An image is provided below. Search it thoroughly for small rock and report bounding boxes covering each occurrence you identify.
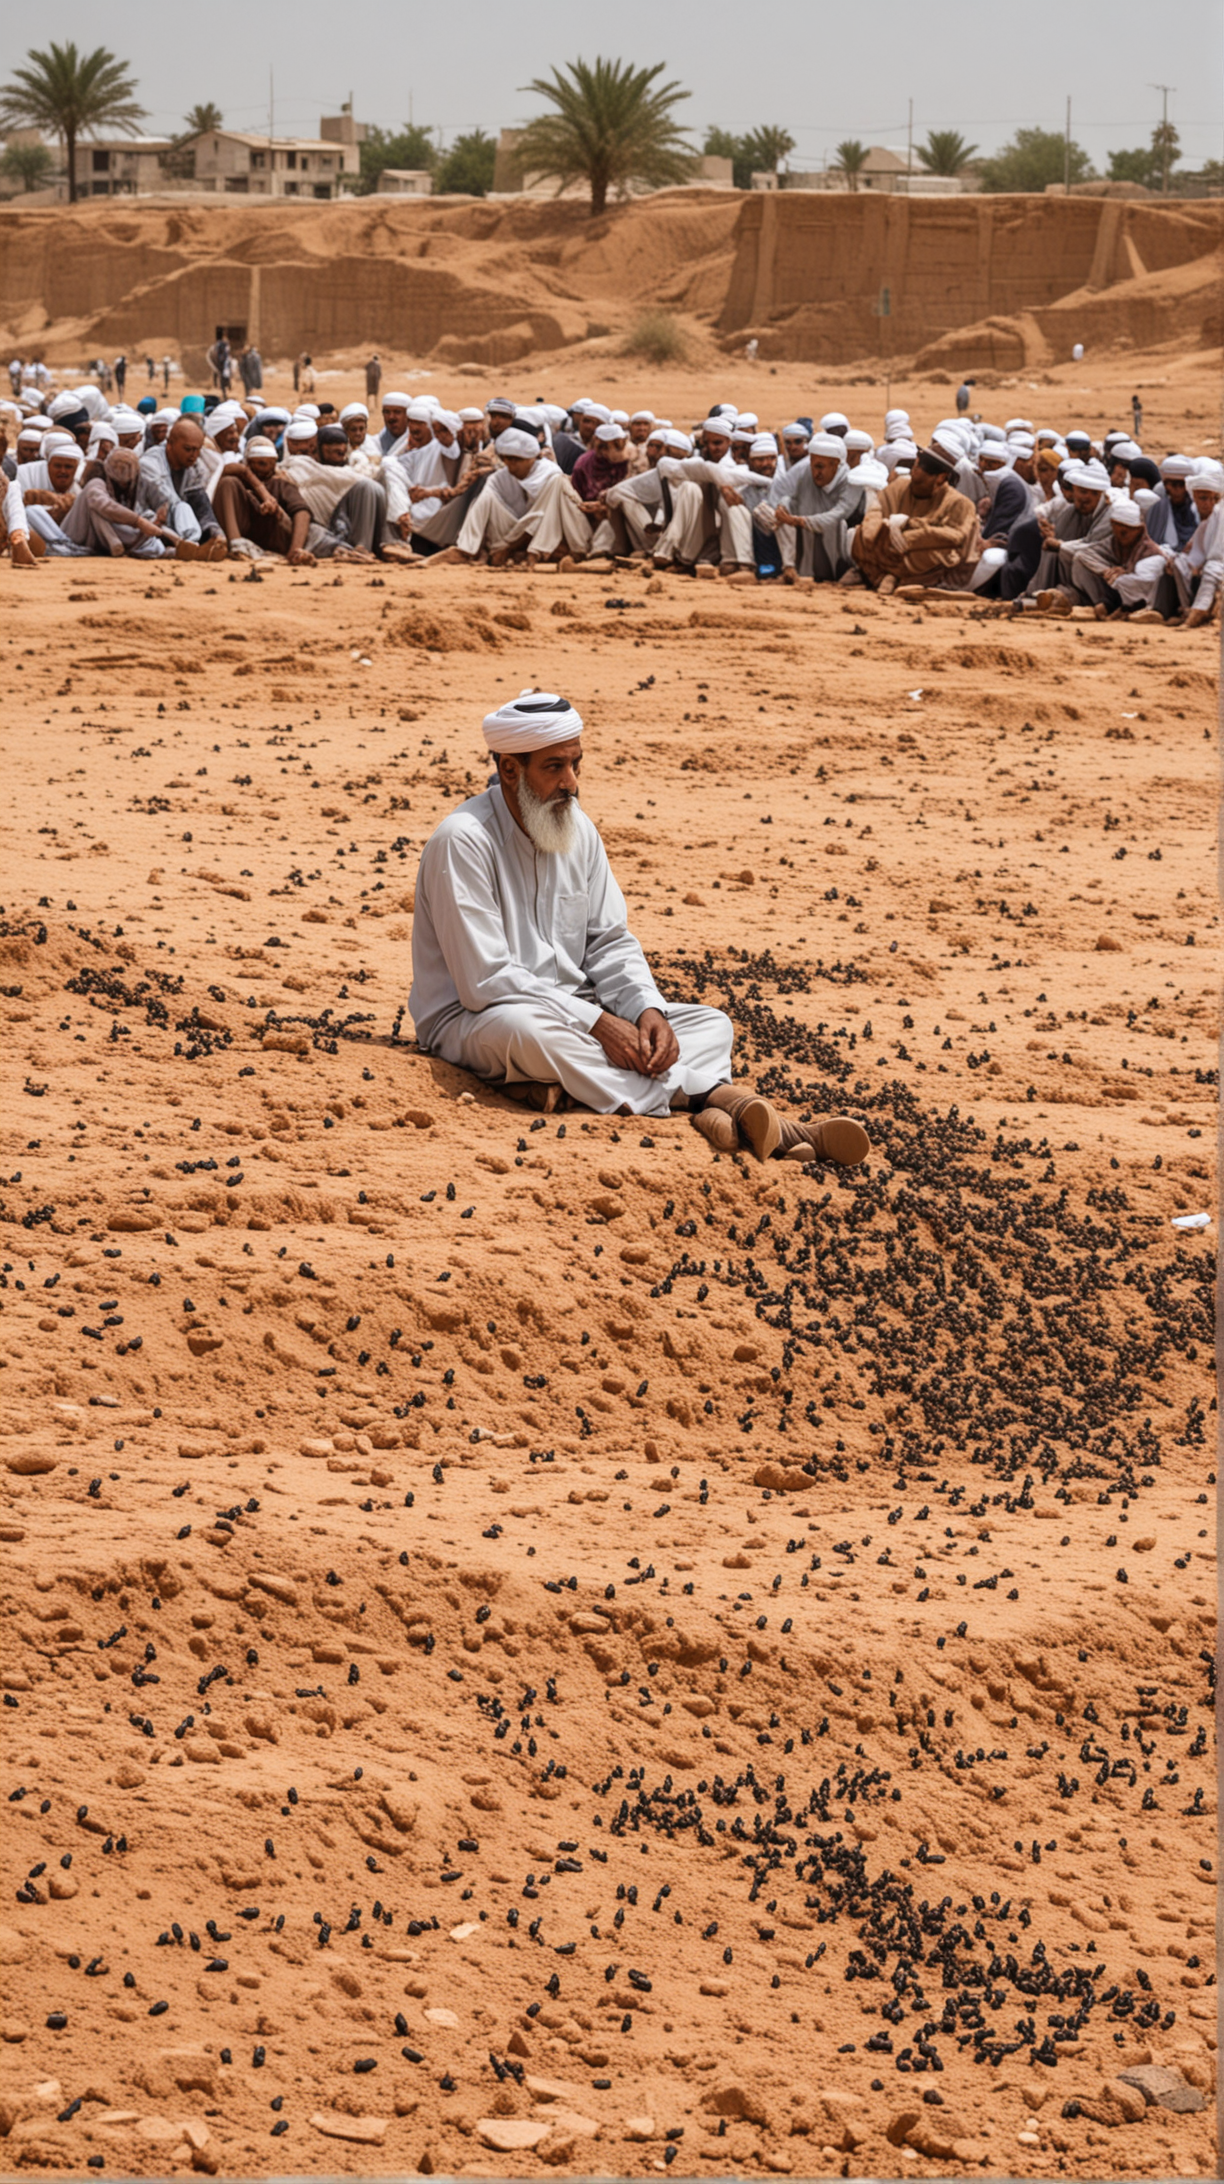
[95,2111,141,2127]
[6,1453,56,1476]
[699,1979,729,1997]
[181,2121,210,2151]
[183,1739,220,1765]
[1117,2065,1206,2114]
[1,2019,30,2043]
[625,2116,656,2142]
[1095,933,1123,952]
[310,2111,388,2145]
[477,2119,551,2152]
[299,1438,334,1459]
[423,2007,459,2029]
[48,1873,78,1901]
[539,2107,599,2140]
[701,2082,769,2126]
[114,1761,146,1790]
[448,1923,480,1942]
[138,2116,184,2144]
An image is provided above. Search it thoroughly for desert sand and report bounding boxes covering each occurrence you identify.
[0,310,1219,2184]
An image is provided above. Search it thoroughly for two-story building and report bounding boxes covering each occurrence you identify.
[70,135,175,196]
[186,127,360,198]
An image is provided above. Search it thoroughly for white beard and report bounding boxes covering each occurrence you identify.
[518,778,579,855]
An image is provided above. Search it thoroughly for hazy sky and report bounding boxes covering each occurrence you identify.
[3,0,1220,170]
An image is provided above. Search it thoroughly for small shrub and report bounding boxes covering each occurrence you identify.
[621,309,687,365]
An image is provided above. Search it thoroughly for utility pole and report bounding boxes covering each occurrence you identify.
[268,67,274,195]
[1064,97,1071,193]
[907,97,913,184]
[1150,83,1175,193]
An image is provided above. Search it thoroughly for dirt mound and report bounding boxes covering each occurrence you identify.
[3,190,1218,373]
[384,605,534,652]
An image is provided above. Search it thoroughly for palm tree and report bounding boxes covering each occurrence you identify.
[0,43,144,205]
[182,102,223,138]
[514,56,694,216]
[917,128,978,176]
[834,139,869,191]
[741,123,795,176]
[1,140,56,192]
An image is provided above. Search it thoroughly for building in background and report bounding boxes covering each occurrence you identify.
[376,169,433,197]
[186,126,360,197]
[71,135,175,196]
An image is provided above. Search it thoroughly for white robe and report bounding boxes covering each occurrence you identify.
[409,783,732,1114]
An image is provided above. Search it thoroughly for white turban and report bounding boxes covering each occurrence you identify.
[781,422,810,443]
[820,411,850,433]
[1063,460,1109,491]
[1111,439,1142,463]
[1007,434,1035,457]
[293,403,320,421]
[483,689,583,754]
[1159,453,1195,478]
[206,402,243,439]
[978,444,1011,467]
[1110,498,1143,526]
[734,411,759,431]
[285,419,316,442]
[457,406,484,423]
[584,402,612,425]
[1192,459,1224,494]
[432,410,460,434]
[808,432,845,459]
[406,399,435,422]
[663,429,694,452]
[48,391,81,419]
[932,425,965,462]
[594,420,626,442]
[855,458,889,491]
[495,427,540,460]
[1004,417,1033,434]
[89,422,118,451]
[845,428,875,453]
[610,409,629,425]
[340,402,369,423]
[630,409,655,424]
[246,436,278,460]
[749,433,778,459]
[383,391,411,408]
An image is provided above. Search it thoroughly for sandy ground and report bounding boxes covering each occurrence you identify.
[0,349,1218,2183]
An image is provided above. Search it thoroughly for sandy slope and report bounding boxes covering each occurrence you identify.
[0,374,1218,2180]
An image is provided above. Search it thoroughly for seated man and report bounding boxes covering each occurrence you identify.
[441,427,552,563]
[651,417,738,571]
[851,440,982,595]
[409,689,870,1168]
[281,421,386,561]
[599,427,680,559]
[1021,459,1112,602]
[139,416,225,546]
[1169,462,1223,627]
[212,436,317,564]
[1034,498,1157,619]
[2,431,82,564]
[511,421,630,566]
[769,431,866,584]
[43,446,214,560]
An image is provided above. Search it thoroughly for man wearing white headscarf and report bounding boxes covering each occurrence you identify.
[651,416,741,571]
[435,428,551,562]
[56,447,191,558]
[2,433,82,564]
[1169,463,1224,626]
[1022,461,1113,602]
[281,422,387,560]
[408,689,870,1165]
[598,427,680,559]
[766,432,866,583]
[1033,499,1156,618]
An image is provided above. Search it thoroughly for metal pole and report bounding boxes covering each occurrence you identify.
[1064,97,1071,193]
[1150,84,1175,194]
[269,67,274,196]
